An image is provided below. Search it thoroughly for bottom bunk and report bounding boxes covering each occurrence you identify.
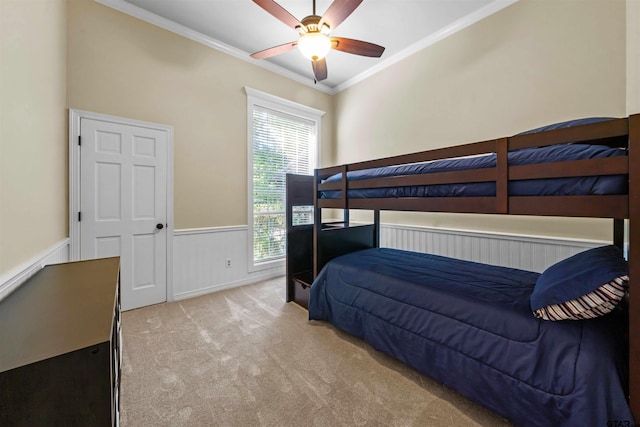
[308,247,633,427]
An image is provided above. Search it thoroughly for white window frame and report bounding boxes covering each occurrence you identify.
[245,87,324,272]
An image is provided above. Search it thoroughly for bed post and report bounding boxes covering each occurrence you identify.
[341,165,349,226]
[313,168,320,278]
[628,113,640,421]
[613,219,624,250]
[496,138,509,214]
[373,210,380,248]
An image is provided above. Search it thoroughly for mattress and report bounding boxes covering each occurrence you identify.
[308,248,633,427]
[321,118,628,199]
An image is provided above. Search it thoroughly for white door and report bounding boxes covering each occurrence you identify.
[80,117,168,311]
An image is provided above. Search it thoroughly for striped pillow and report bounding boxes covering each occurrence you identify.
[530,245,628,321]
[533,275,628,321]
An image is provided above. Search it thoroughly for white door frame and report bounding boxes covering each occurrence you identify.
[69,108,174,302]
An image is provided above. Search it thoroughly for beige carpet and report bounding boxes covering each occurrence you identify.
[120,277,512,427]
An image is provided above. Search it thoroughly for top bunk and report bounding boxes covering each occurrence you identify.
[315,115,640,219]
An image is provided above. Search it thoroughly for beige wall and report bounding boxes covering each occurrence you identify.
[0,0,634,276]
[66,0,333,231]
[0,0,68,276]
[334,0,627,241]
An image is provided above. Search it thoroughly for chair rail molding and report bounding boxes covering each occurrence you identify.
[0,239,70,302]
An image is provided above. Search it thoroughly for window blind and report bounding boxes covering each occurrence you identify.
[252,106,315,263]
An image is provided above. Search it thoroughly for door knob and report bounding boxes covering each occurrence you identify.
[156,223,164,230]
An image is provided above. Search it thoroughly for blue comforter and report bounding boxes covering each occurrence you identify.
[321,143,627,199]
[308,248,633,427]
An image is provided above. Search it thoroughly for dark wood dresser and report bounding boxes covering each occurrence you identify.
[0,257,121,427]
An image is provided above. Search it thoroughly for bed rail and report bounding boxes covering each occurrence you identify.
[315,117,630,219]
[509,117,629,150]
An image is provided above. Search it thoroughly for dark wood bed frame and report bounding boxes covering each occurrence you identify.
[308,114,640,421]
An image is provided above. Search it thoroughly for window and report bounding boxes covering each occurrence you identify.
[246,87,324,270]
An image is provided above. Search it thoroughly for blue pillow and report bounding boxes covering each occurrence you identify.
[530,245,628,320]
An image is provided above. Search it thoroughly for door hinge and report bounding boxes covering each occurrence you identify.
[78,135,81,146]
[78,212,82,222]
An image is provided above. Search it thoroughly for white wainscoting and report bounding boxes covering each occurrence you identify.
[173,226,284,301]
[0,226,609,304]
[169,223,609,301]
[380,224,605,273]
[0,239,70,302]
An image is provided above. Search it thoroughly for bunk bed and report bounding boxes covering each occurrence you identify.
[302,115,640,427]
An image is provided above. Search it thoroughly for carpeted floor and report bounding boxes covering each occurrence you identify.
[120,277,512,426]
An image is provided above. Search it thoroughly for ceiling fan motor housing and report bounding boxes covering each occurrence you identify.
[299,15,329,35]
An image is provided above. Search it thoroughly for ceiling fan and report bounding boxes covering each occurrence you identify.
[250,0,385,83]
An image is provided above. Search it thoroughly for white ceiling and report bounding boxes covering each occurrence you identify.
[98,0,517,94]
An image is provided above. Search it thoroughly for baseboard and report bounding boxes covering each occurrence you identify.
[380,223,605,273]
[172,270,284,301]
[0,239,70,302]
[173,226,284,301]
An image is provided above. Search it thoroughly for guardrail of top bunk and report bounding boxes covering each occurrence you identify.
[507,159,628,217]
[507,117,629,218]
[316,138,509,214]
[316,117,631,218]
[508,117,629,150]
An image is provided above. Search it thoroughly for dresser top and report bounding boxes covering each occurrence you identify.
[0,257,120,372]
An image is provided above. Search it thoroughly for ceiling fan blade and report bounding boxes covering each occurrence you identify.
[331,37,385,57]
[319,0,363,30]
[312,58,328,82]
[252,0,302,30]
[250,41,297,60]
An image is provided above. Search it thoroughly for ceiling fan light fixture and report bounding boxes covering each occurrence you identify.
[251,0,385,81]
[298,32,331,61]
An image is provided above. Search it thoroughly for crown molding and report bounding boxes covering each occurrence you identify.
[333,0,519,93]
[94,0,334,94]
[95,0,518,95]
